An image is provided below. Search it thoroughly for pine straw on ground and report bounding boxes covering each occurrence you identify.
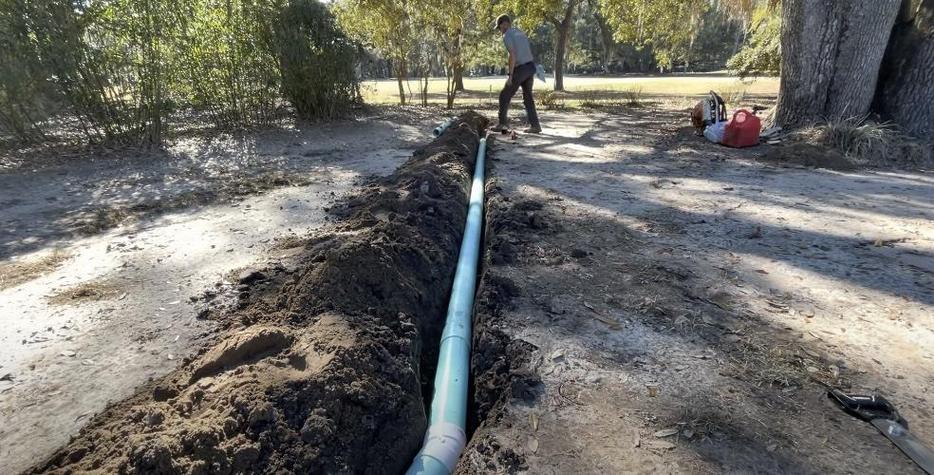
[0,250,70,290]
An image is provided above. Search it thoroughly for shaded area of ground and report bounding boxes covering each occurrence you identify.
[458,108,932,474]
[0,111,434,260]
[0,112,436,474]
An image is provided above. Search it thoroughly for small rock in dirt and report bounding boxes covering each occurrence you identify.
[301,411,336,444]
[223,417,241,437]
[128,439,176,472]
[60,350,77,358]
[654,428,679,438]
[248,402,277,428]
[233,443,261,466]
[570,248,588,259]
[146,410,165,427]
[746,226,763,239]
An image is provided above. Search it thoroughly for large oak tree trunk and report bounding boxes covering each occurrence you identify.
[875,0,934,140]
[775,0,902,127]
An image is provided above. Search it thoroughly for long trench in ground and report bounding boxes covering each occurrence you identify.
[28,112,534,475]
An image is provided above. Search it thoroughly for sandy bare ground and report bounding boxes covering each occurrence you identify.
[2,104,932,474]
[460,108,933,473]
[0,112,433,474]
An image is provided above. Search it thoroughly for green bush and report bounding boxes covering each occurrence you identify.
[0,0,360,145]
[274,0,359,120]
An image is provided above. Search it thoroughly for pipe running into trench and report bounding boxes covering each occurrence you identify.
[432,118,456,137]
[406,135,487,475]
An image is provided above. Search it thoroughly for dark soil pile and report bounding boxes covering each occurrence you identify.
[34,112,488,475]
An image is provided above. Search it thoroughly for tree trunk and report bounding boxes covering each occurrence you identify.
[552,1,578,91]
[592,0,616,72]
[875,0,934,140]
[396,59,406,106]
[453,65,465,91]
[775,0,902,128]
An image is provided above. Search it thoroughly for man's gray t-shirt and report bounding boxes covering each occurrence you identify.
[504,27,534,65]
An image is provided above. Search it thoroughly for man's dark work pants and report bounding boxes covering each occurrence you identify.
[498,62,540,128]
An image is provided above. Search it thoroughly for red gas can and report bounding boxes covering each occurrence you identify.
[722,109,761,148]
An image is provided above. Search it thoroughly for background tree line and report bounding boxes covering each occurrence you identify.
[338,0,781,96]
[2,0,929,148]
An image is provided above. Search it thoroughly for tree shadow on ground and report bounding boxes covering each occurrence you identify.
[493,108,934,306]
[473,108,931,473]
[0,118,427,260]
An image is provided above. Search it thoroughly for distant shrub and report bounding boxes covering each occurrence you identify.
[0,0,360,145]
[273,0,359,121]
[538,89,564,110]
[622,87,644,107]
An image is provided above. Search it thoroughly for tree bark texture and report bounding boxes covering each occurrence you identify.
[876,0,934,140]
[776,0,902,127]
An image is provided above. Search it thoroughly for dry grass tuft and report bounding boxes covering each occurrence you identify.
[47,279,122,305]
[622,87,645,107]
[0,249,70,290]
[726,334,840,390]
[721,88,747,107]
[794,117,933,168]
[537,89,565,110]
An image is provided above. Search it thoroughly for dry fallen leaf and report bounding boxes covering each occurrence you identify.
[550,349,566,361]
[527,437,539,454]
[529,413,539,431]
[654,428,679,438]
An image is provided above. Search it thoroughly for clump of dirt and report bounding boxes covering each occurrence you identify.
[34,112,489,475]
[0,249,70,290]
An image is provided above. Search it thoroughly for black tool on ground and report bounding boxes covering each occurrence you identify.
[829,389,934,474]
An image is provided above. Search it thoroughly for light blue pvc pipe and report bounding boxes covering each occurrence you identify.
[432,118,456,137]
[406,137,487,475]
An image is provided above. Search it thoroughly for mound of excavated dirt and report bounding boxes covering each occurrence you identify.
[34,112,488,475]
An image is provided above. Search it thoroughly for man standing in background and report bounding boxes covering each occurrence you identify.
[493,14,542,134]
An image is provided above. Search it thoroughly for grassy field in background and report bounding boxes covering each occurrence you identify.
[360,74,780,108]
